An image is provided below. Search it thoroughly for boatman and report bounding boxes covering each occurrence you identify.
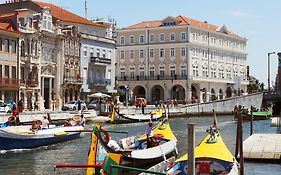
[146,120,154,148]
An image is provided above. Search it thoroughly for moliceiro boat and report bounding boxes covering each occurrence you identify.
[0,125,84,150]
[91,118,178,170]
[109,107,164,123]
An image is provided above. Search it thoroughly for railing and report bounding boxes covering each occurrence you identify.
[90,56,111,65]
[26,79,39,87]
[64,76,82,84]
[0,78,19,89]
[87,78,111,85]
[116,75,187,81]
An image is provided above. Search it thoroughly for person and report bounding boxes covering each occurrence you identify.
[141,100,145,114]
[47,113,52,125]
[18,99,23,113]
[79,114,86,127]
[146,121,154,148]
[77,99,82,111]
[107,139,121,151]
[64,119,73,126]
[41,116,49,129]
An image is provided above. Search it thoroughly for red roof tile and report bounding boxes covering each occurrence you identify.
[33,1,106,27]
[125,15,243,39]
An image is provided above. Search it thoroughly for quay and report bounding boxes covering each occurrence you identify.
[243,134,281,161]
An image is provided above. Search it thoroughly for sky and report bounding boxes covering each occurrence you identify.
[2,0,281,88]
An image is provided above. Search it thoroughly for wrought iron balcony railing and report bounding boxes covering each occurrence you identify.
[90,56,111,65]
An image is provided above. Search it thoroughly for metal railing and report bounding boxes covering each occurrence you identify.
[64,76,82,84]
[116,75,187,81]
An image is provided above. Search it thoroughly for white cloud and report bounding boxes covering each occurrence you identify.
[230,10,257,18]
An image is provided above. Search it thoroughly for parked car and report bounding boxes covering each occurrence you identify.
[88,99,106,110]
[61,100,87,111]
[0,100,11,114]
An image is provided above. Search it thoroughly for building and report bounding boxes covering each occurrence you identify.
[0,15,20,103]
[0,0,116,110]
[80,18,116,103]
[116,16,248,104]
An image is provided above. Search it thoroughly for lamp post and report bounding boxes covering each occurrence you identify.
[268,52,276,91]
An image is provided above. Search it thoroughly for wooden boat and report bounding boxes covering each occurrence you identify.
[92,118,178,169]
[109,107,164,124]
[166,114,239,175]
[0,125,84,150]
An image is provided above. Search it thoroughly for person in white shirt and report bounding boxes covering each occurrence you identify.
[41,116,49,129]
[79,114,86,127]
[107,139,121,151]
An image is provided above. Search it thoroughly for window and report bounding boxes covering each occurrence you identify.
[108,50,111,59]
[120,36,125,45]
[130,50,134,59]
[19,17,25,26]
[149,70,154,78]
[170,33,175,41]
[160,34,165,42]
[4,39,9,52]
[64,40,69,55]
[102,49,106,58]
[130,68,134,78]
[4,65,9,78]
[42,14,52,31]
[12,66,16,78]
[120,51,125,59]
[149,49,154,58]
[129,36,135,44]
[149,34,155,43]
[0,38,2,51]
[170,48,175,57]
[139,35,144,44]
[160,70,165,77]
[181,32,186,40]
[11,40,16,53]
[181,47,186,57]
[139,49,144,58]
[160,48,164,58]
[90,48,94,57]
[140,67,145,78]
[28,17,32,28]
[170,69,176,78]
[96,49,100,57]
[121,71,125,79]
[83,47,87,57]
[181,65,187,77]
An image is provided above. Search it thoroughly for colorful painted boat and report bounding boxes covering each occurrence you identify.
[109,107,164,123]
[167,127,238,175]
[93,118,178,169]
[0,125,84,150]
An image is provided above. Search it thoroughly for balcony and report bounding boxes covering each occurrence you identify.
[0,78,19,89]
[116,75,188,81]
[88,78,111,85]
[64,76,83,84]
[90,56,111,65]
[26,79,39,87]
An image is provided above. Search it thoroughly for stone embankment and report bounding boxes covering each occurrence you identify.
[119,92,264,117]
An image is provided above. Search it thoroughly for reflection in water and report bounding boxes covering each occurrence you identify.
[0,116,280,175]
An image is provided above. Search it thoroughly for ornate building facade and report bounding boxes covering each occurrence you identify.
[116,16,249,104]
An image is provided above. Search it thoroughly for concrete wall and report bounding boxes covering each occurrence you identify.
[119,92,263,115]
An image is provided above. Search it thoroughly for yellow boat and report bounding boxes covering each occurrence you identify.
[167,127,239,175]
[93,118,178,169]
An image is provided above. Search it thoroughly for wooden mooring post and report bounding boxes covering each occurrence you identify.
[235,111,244,175]
[188,123,195,175]
[250,105,253,136]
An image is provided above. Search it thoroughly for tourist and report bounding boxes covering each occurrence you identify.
[79,114,86,127]
[146,121,154,148]
[18,99,23,113]
[107,138,121,151]
[41,116,49,129]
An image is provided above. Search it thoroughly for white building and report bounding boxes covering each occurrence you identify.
[116,16,248,104]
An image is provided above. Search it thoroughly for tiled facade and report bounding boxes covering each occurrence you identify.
[116,16,249,104]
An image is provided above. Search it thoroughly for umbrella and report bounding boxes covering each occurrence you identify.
[88,92,111,98]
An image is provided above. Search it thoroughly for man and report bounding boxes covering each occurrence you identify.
[41,116,49,129]
[146,121,154,148]
[107,138,121,151]
[79,114,86,127]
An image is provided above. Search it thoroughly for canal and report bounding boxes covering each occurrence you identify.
[0,116,280,175]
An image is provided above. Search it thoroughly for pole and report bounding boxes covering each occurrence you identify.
[234,110,240,159]
[187,123,195,175]
[250,106,253,136]
[238,112,244,175]
[268,52,276,91]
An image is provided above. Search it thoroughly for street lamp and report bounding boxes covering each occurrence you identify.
[268,52,276,91]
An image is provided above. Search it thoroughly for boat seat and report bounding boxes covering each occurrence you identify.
[119,136,135,149]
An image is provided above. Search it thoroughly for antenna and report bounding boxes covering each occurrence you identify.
[85,0,87,19]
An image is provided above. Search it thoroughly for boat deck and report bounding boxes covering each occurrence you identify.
[243,134,281,161]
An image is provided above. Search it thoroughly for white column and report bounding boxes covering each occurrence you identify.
[199,91,203,103]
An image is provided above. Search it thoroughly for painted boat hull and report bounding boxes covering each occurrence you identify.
[0,126,83,150]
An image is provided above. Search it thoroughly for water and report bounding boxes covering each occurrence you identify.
[0,116,280,175]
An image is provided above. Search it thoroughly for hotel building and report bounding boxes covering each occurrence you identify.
[116,16,248,104]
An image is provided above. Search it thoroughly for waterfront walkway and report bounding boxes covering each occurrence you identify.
[243,134,281,161]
